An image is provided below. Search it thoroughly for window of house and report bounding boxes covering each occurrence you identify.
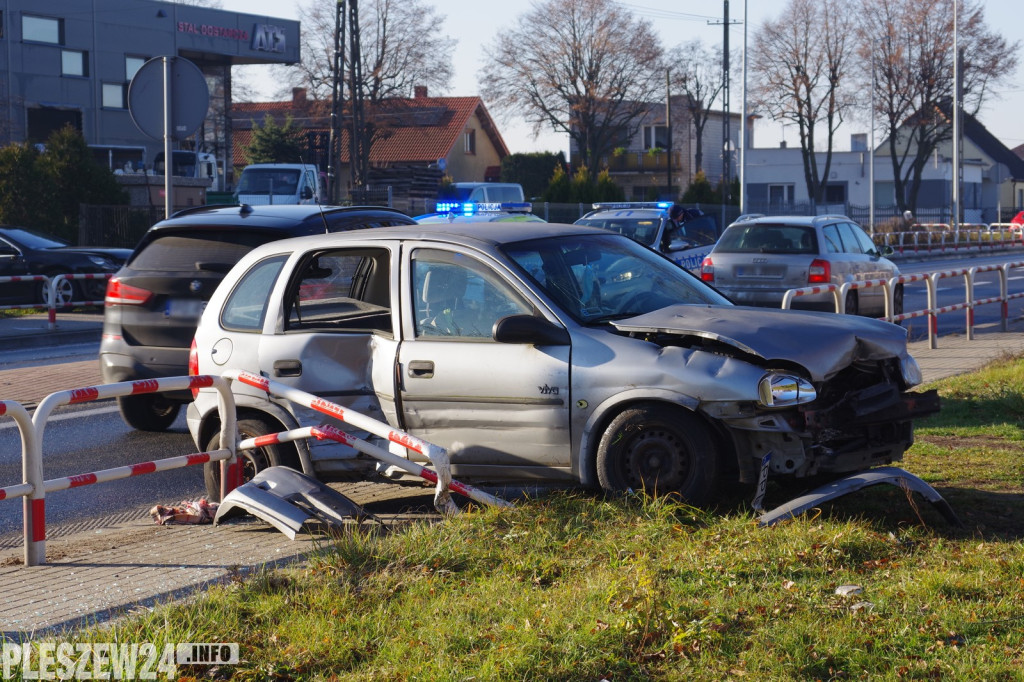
[464,128,476,155]
[22,15,62,44]
[126,55,147,81]
[102,83,125,109]
[768,184,794,207]
[824,184,846,204]
[61,50,87,77]
[643,125,668,150]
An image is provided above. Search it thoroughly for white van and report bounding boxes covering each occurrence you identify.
[442,182,525,204]
[235,163,324,205]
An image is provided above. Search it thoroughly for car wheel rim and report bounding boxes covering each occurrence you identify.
[43,280,74,307]
[622,427,689,491]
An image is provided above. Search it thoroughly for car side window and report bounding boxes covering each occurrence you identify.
[822,225,842,254]
[849,223,879,255]
[412,249,533,340]
[221,255,288,332]
[285,247,392,334]
[835,222,865,254]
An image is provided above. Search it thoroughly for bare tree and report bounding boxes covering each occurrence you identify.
[751,0,855,207]
[288,0,454,102]
[858,0,1019,214]
[667,41,726,175]
[479,0,664,170]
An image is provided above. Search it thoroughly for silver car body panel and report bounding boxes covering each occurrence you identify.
[189,222,936,492]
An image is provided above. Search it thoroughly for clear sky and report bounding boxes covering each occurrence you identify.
[218,0,1024,157]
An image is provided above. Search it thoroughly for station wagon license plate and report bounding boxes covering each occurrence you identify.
[165,298,206,319]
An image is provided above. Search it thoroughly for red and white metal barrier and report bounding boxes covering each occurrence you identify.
[47,273,113,328]
[0,275,51,314]
[224,369,512,513]
[0,375,238,566]
[780,283,841,312]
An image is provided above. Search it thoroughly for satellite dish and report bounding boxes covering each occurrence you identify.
[128,57,210,141]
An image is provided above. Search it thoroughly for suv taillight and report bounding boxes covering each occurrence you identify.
[808,259,830,284]
[700,256,714,282]
[189,338,199,397]
[105,277,153,306]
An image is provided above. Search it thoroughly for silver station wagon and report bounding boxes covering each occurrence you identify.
[700,215,902,316]
[187,222,938,505]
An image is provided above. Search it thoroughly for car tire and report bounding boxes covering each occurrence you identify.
[892,284,904,319]
[38,276,76,307]
[117,394,181,432]
[844,290,859,316]
[596,404,720,506]
[203,417,299,502]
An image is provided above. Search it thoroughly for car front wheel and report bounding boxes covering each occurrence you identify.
[117,394,181,431]
[203,417,299,502]
[596,404,720,506]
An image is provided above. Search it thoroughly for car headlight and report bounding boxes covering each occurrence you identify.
[900,355,923,388]
[87,255,116,269]
[758,372,817,408]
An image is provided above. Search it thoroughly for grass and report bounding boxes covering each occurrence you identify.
[13,357,1024,680]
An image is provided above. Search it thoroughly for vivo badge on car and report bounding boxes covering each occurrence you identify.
[1,642,238,680]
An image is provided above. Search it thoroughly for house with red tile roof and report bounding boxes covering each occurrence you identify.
[231,86,509,201]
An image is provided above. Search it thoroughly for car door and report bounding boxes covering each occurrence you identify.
[0,235,32,303]
[396,245,572,470]
[249,245,402,448]
[834,221,879,311]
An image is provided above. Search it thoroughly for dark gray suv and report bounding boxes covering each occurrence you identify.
[99,204,416,431]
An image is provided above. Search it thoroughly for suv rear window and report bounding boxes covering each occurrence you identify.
[129,231,276,271]
[715,224,817,254]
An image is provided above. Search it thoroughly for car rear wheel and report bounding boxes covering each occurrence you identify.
[203,417,299,502]
[596,404,720,506]
[892,284,904,319]
[844,290,859,316]
[117,394,181,431]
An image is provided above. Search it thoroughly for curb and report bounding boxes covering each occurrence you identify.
[0,327,102,351]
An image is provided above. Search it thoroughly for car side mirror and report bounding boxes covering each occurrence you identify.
[301,186,314,200]
[493,314,570,346]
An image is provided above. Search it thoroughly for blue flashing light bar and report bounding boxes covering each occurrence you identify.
[433,201,533,214]
[591,201,673,211]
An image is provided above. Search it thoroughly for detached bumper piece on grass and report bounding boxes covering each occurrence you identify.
[215,466,376,539]
[757,466,962,527]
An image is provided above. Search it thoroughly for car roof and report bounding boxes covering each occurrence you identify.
[148,204,413,231]
[729,215,853,228]
[579,202,672,219]
[241,221,606,255]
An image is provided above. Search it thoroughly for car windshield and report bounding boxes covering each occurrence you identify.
[2,227,67,249]
[714,223,817,254]
[503,233,730,323]
[236,169,301,195]
[574,216,660,247]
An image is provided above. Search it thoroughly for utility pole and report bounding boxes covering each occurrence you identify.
[348,0,367,190]
[952,0,960,235]
[328,1,344,204]
[666,69,672,198]
[709,2,739,229]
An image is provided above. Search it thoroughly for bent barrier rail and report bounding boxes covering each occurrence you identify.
[783,260,1024,348]
[1,371,510,566]
[0,375,239,566]
[223,369,512,513]
[0,271,112,329]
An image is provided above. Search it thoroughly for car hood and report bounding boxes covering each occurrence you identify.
[51,246,133,262]
[610,304,910,382]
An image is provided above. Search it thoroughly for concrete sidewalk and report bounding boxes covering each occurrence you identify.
[0,310,1023,640]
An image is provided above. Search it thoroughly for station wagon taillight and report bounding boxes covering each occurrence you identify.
[105,277,153,306]
[189,338,199,397]
[807,259,830,284]
[700,256,715,282]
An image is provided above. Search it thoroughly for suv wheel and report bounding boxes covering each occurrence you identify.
[596,404,719,505]
[203,417,300,502]
[117,394,181,431]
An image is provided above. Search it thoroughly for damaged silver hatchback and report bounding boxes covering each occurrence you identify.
[187,223,939,505]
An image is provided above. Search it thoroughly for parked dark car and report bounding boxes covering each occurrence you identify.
[0,226,131,306]
[99,204,417,431]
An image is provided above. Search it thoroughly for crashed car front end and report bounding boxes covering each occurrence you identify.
[611,305,941,484]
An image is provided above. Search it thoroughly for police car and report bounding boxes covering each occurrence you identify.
[574,202,720,272]
[415,201,546,224]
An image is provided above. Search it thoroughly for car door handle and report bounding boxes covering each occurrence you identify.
[273,359,302,377]
[407,360,434,379]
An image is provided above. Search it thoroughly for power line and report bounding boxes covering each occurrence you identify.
[615,2,720,23]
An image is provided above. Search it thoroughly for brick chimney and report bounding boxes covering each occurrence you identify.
[292,87,308,106]
[414,86,428,99]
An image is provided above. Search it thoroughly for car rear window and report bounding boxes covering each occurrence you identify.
[130,231,276,271]
[715,224,817,254]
